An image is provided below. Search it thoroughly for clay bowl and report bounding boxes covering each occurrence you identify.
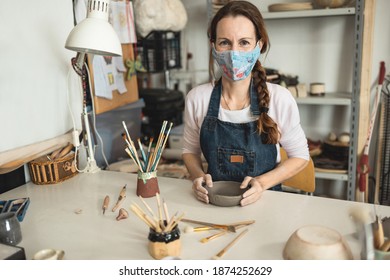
[204,181,249,207]
[283,225,353,260]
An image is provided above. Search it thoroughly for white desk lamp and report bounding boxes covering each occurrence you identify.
[65,0,122,173]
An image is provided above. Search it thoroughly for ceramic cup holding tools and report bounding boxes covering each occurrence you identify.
[0,212,22,245]
[148,223,181,260]
[137,171,160,198]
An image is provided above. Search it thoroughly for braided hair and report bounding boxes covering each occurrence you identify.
[208,0,279,144]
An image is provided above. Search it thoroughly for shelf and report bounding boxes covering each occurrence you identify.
[315,171,348,181]
[262,7,355,20]
[295,92,351,105]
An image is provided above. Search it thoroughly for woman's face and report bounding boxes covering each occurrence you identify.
[214,15,259,52]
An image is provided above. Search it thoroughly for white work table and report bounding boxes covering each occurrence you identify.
[1,170,389,260]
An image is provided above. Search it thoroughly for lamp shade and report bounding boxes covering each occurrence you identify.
[65,0,122,56]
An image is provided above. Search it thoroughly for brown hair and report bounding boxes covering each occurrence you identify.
[208,0,279,144]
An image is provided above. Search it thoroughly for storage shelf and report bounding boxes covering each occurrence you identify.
[295,92,351,105]
[262,7,355,19]
[315,171,348,181]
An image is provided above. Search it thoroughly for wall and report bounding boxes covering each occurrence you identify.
[0,1,82,154]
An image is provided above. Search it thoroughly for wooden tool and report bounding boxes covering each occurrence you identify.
[211,229,249,259]
[112,185,126,212]
[379,239,390,252]
[50,147,63,160]
[57,143,74,159]
[373,218,385,249]
[102,195,110,215]
[373,205,384,249]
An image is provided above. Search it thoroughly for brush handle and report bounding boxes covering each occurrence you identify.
[200,231,227,243]
[182,218,235,232]
[215,229,249,258]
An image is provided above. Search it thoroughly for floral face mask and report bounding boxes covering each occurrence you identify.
[212,44,261,81]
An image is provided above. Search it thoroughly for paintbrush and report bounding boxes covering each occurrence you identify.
[227,220,256,227]
[200,230,227,243]
[182,218,236,232]
[112,185,127,212]
[211,229,249,260]
[184,226,218,233]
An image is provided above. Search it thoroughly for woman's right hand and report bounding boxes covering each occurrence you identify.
[192,174,213,203]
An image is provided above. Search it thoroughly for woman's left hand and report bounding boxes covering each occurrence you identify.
[240,176,264,206]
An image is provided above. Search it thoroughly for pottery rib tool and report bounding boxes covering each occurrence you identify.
[211,229,249,260]
[112,185,127,212]
[102,195,110,215]
[200,230,227,243]
[182,218,236,233]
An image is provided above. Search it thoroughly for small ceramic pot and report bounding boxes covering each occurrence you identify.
[148,224,181,260]
[0,212,22,245]
[137,171,160,198]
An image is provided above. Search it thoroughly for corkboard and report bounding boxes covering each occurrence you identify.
[89,44,139,115]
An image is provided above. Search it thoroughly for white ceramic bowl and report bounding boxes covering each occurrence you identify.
[283,225,353,260]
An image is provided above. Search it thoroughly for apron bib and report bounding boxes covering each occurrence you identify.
[200,81,282,190]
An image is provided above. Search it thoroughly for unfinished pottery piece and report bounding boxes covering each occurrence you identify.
[204,181,249,207]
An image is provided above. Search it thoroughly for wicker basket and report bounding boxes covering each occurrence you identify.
[28,152,78,185]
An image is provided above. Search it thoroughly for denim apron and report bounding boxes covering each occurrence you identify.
[200,81,282,191]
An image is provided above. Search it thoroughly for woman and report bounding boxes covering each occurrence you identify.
[182,1,309,206]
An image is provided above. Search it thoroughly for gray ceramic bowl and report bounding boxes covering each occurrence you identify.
[204,181,249,207]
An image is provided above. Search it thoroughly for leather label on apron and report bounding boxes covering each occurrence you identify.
[230,155,244,163]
